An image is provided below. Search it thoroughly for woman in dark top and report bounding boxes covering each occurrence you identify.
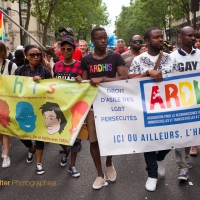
[15,45,52,175]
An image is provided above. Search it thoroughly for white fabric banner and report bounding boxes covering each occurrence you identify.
[93,71,200,156]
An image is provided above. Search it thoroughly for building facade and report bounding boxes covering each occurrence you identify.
[0,0,55,51]
[167,7,200,45]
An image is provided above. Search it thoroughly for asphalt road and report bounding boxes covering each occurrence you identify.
[0,137,200,200]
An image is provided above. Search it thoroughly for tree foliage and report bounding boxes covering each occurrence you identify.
[3,0,109,46]
[115,0,193,44]
[31,0,109,45]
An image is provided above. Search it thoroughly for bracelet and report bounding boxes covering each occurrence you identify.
[102,76,106,82]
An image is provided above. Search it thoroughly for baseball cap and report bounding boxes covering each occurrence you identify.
[16,45,24,50]
[60,35,76,47]
[58,27,74,36]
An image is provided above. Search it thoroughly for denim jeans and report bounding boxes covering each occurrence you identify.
[144,149,171,178]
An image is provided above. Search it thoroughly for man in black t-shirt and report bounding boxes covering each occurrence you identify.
[80,27,128,190]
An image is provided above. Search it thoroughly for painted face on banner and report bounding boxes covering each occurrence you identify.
[44,110,61,134]
[71,110,82,128]
[15,102,36,132]
[0,100,11,128]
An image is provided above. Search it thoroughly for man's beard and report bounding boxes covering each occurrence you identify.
[150,44,163,52]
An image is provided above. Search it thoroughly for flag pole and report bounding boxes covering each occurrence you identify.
[0,8,46,50]
[0,12,3,41]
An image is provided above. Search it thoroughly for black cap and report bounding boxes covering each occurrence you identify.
[61,35,76,47]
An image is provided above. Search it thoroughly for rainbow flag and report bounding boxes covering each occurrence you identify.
[0,12,6,42]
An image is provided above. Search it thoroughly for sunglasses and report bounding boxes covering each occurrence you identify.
[132,40,143,44]
[117,39,124,43]
[61,47,73,52]
[28,53,42,58]
[59,31,68,37]
[59,31,73,37]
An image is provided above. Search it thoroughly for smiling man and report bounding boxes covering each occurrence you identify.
[78,40,88,57]
[45,27,82,63]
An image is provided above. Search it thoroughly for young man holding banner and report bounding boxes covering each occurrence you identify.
[129,27,180,192]
[80,27,128,189]
[171,26,200,181]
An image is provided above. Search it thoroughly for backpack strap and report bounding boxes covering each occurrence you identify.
[8,61,13,75]
[153,51,163,70]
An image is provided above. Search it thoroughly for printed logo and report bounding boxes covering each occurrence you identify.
[140,73,200,127]
[90,63,112,73]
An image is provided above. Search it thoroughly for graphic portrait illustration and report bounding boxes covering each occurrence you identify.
[0,99,11,128]
[69,101,89,134]
[40,102,67,135]
[15,102,36,132]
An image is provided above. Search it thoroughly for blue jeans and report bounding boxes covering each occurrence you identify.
[144,149,171,178]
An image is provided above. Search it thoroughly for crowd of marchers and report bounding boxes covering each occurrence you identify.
[0,25,199,192]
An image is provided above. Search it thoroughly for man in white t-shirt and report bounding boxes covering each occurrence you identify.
[129,27,180,192]
[171,26,200,181]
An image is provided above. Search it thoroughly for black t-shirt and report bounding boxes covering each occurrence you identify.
[80,50,125,79]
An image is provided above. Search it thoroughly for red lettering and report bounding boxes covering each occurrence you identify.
[165,84,180,108]
[93,65,98,72]
[150,86,165,110]
[90,65,94,73]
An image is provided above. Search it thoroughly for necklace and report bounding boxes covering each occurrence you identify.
[63,59,75,65]
[92,50,108,60]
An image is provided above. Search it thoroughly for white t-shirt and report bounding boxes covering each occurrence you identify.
[129,52,180,75]
[0,59,17,75]
[170,48,200,72]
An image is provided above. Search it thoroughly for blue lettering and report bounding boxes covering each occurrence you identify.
[186,129,190,137]
[141,134,145,141]
[159,132,163,140]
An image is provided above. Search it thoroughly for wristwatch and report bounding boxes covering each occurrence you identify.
[146,70,150,76]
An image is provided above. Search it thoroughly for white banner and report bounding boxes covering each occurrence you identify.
[93,71,200,156]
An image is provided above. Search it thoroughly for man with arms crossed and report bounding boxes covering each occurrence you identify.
[80,27,128,189]
[129,27,180,192]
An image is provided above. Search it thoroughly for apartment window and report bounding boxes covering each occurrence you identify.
[0,1,5,9]
[25,35,30,45]
[21,2,27,11]
[22,17,26,28]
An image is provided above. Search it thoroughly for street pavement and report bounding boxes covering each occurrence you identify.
[0,137,200,200]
